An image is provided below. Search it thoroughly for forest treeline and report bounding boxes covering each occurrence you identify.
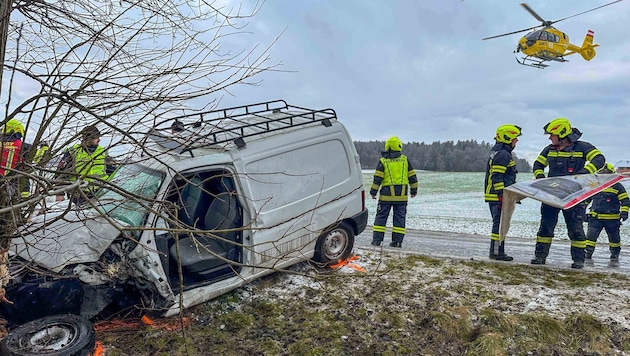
[354,140,532,173]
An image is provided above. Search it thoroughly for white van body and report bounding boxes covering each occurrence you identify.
[5,100,368,322]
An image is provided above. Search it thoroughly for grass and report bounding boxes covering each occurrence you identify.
[97,252,630,355]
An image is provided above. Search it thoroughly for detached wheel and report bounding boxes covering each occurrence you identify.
[314,221,354,265]
[1,314,95,356]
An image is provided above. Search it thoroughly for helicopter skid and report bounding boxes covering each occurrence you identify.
[516,56,549,69]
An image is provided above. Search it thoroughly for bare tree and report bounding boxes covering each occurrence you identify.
[0,0,280,305]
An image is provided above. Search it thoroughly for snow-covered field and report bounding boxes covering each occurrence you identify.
[363,171,630,243]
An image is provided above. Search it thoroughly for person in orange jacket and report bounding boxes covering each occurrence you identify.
[1,119,27,200]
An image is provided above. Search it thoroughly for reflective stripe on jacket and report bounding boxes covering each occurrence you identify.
[484,142,517,202]
[0,138,23,176]
[370,152,418,202]
[533,140,604,178]
[587,183,630,219]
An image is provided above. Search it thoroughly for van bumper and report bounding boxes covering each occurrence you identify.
[350,208,369,235]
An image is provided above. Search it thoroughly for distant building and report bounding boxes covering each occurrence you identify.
[615,160,630,173]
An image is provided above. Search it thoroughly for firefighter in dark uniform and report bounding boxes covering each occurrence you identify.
[531,118,605,269]
[484,124,522,261]
[370,136,418,248]
[585,163,629,260]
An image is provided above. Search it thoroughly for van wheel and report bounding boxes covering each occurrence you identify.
[1,314,95,356]
[314,221,354,265]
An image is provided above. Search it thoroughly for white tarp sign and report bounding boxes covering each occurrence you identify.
[499,173,628,241]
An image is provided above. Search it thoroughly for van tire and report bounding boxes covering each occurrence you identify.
[314,221,354,265]
[0,314,95,356]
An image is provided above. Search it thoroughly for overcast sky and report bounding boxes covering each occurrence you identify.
[214,0,630,166]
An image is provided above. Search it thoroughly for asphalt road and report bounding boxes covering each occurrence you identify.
[355,226,630,275]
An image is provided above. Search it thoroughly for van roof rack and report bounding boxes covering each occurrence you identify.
[150,100,338,156]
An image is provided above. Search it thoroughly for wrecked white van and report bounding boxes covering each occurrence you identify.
[0,100,368,353]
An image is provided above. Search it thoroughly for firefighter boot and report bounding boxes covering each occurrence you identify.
[389,241,402,248]
[371,232,384,247]
[585,246,594,259]
[570,244,586,269]
[488,240,497,259]
[610,246,620,260]
[490,241,513,261]
[530,242,550,265]
[571,260,584,269]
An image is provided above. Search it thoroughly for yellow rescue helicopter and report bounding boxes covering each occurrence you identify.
[482,1,623,69]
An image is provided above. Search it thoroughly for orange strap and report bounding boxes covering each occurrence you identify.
[329,255,366,273]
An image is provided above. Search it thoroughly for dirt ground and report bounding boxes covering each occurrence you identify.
[94,248,630,355]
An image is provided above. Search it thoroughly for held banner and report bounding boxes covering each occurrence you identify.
[499,173,629,242]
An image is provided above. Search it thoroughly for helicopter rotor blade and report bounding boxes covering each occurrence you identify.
[482,0,623,41]
[550,0,624,25]
[520,3,546,23]
[482,25,539,41]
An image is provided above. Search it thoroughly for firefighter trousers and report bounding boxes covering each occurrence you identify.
[488,201,508,256]
[372,201,407,244]
[535,202,587,262]
[586,218,621,256]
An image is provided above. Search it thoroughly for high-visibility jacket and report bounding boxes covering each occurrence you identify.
[0,134,23,176]
[533,128,604,178]
[59,144,109,193]
[484,142,517,202]
[70,144,108,179]
[370,151,418,203]
[586,182,630,220]
[33,145,49,163]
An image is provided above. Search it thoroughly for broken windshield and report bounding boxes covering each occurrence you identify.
[95,163,164,230]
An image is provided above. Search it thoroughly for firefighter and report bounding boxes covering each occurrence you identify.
[585,163,629,260]
[33,141,50,164]
[56,126,114,204]
[370,136,418,248]
[531,118,605,269]
[0,119,26,200]
[484,124,522,261]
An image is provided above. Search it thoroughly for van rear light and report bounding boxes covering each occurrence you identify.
[361,189,365,210]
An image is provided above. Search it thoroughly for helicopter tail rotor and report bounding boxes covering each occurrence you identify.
[579,30,598,61]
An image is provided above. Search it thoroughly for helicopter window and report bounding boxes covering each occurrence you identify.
[539,32,548,41]
[554,35,560,43]
[527,31,541,41]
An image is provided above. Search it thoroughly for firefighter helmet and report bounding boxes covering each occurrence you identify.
[495,124,522,144]
[543,118,572,139]
[2,119,25,136]
[384,136,403,152]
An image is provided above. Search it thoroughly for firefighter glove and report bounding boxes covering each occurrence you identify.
[621,212,628,221]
